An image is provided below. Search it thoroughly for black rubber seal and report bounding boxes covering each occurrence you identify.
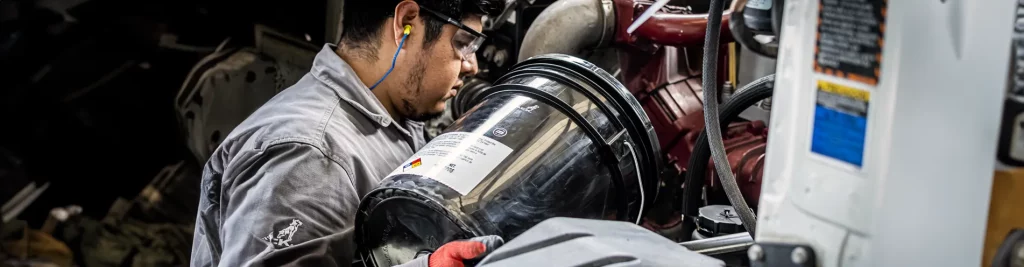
[516,58,660,201]
[355,187,480,267]
[498,68,625,130]
[482,85,629,220]
[489,55,662,210]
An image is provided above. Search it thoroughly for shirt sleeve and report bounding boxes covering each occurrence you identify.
[216,142,361,267]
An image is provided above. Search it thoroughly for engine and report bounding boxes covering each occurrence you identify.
[456,0,773,241]
[169,0,774,246]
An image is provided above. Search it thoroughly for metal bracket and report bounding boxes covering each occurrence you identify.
[749,243,816,267]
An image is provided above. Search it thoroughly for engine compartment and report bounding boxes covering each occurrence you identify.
[1,0,777,265]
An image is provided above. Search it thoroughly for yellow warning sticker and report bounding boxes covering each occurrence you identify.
[816,80,870,102]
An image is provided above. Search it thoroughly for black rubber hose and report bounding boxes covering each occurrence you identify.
[682,74,774,219]
[701,0,758,235]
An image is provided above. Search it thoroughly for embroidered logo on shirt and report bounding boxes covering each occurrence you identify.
[263,219,303,248]
[204,177,221,206]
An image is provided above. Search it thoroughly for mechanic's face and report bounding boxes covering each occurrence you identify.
[397,16,481,121]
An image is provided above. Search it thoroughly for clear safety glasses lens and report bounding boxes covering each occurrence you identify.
[452,29,485,60]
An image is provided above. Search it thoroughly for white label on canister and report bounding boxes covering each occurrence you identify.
[385,132,514,195]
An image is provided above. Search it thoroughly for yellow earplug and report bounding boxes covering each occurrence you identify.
[403,25,412,35]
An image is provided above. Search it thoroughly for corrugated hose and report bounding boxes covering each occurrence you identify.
[701,0,758,235]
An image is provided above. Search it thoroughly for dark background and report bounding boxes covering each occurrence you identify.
[1,0,330,227]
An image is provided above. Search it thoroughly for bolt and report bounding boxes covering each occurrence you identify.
[792,247,809,265]
[748,244,764,262]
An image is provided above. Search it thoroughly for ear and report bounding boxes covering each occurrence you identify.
[392,0,420,47]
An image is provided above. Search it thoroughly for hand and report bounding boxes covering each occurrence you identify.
[428,235,504,267]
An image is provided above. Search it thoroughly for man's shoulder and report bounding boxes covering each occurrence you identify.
[218,74,366,158]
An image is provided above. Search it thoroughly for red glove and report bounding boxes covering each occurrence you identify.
[428,235,504,267]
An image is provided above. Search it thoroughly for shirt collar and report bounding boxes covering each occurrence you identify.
[310,44,425,134]
[311,44,395,127]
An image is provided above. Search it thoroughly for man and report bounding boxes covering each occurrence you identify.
[189,0,505,265]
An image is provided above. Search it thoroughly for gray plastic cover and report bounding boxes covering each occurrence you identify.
[477,217,725,267]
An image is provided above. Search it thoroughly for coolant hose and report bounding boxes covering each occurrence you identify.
[683,74,774,225]
[701,0,758,235]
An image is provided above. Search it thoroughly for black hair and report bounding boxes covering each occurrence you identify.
[339,0,504,61]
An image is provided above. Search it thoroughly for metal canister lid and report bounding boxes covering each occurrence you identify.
[696,205,745,236]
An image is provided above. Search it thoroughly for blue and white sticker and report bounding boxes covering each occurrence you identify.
[811,80,869,167]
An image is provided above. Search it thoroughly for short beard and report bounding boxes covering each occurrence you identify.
[405,108,444,122]
[399,57,443,122]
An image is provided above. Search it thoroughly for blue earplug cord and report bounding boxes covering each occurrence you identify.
[369,25,412,90]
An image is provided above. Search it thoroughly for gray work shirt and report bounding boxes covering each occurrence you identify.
[190,44,427,267]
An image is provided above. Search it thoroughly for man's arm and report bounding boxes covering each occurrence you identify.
[217,142,360,267]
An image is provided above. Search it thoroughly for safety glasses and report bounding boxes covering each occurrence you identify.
[419,6,487,61]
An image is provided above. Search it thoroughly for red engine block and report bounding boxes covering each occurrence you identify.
[613,0,768,218]
[691,121,767,208]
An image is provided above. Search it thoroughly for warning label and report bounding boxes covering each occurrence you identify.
[385,132,514,195]
[813,0,888,85]
[811,80,870,167]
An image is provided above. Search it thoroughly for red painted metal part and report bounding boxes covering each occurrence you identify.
[698,121,767,208]
[610,0,769,230]
[616,48,706,172]
[611,0,744,175]
[615,45,734,174]
[614,0,735,47]
[632,11,735,47]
